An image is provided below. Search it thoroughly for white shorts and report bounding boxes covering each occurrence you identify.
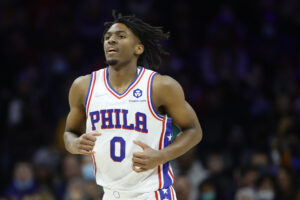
[103,186,177,200]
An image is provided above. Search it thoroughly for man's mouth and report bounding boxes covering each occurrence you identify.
[107,47,119,54]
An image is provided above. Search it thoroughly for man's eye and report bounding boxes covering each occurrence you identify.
[119,35,126,38]
[105,36,110,40]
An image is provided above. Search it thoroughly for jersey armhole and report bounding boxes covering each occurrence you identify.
[147,72,164,120]
[85,71,97,115]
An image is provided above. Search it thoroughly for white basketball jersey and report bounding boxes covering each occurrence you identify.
[85,67,175,192]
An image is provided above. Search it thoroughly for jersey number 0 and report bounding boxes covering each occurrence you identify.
[110,137,125,162]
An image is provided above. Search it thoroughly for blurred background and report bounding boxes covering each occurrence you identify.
[1,0,300,199]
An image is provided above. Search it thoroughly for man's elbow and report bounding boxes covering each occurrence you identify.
[63,132,68,146]
[63,131,73,153]
[195,128,203,144]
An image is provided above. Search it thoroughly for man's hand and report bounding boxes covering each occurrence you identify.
[73,132,101,155]
[132,140,166,173]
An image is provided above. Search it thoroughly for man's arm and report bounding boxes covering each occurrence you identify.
[132,74,202,172]
[64,75,101,155]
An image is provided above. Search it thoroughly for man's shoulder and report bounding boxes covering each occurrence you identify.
[73,74,91,87]
[152,74,181,91]
[151,73,185,105]
[70,74,92,102]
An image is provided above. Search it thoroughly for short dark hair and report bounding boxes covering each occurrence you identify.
[102,11,170,69]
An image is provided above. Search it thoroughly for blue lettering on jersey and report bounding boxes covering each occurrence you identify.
[90,111,100,131]
[110,137,126,162]
[114,109,122,129]
[122,109,134,130]
[135,112,148,133]
[100,109,114,129]
[89,109,148,133]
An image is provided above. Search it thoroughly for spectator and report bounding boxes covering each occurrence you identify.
[173,176,192,200]
[63,178,87,200]
[4,162,39,200]
[255,175,276,200]
[172,147,208,200]
[205,152,235,200]
[198,178,219,200]
[81,155,103,200]
[235,187,255,200]
[53,154,81,200]
[276,166,300,200]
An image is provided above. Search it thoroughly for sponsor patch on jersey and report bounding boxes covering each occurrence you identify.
[133,88,142,98]
[129,99,146,102]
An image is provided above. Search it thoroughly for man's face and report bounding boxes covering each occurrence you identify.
[103,23,143,66]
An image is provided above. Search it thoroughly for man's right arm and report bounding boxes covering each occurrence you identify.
[64,75,101,155]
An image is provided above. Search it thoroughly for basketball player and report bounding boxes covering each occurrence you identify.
[64,12,203,200]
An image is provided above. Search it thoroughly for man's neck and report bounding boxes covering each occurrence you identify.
[108,64,138,91]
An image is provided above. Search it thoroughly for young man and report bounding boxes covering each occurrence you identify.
[64,13,203,200]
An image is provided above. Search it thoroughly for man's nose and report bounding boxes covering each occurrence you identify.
[108,36,117,44]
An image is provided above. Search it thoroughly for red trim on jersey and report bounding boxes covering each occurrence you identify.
[159,117,166,149]
[171,186,175,200]
[103,67,146,99]
[86,71,97,117]
[154,191,159,200]
[147,72,163,121]
[158,165,162,189]
[169,168,175,182]
[91,153,97,176]
[155,191,159,200]
[158,117,166,189]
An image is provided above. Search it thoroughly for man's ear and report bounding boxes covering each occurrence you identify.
[135,44,144,55]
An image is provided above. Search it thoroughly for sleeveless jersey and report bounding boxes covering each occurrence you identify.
[85,67,175,192]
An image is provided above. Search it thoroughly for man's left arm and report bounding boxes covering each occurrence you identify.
[132,75,203,172]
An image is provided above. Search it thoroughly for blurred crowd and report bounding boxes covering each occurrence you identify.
[1,0,300,200]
